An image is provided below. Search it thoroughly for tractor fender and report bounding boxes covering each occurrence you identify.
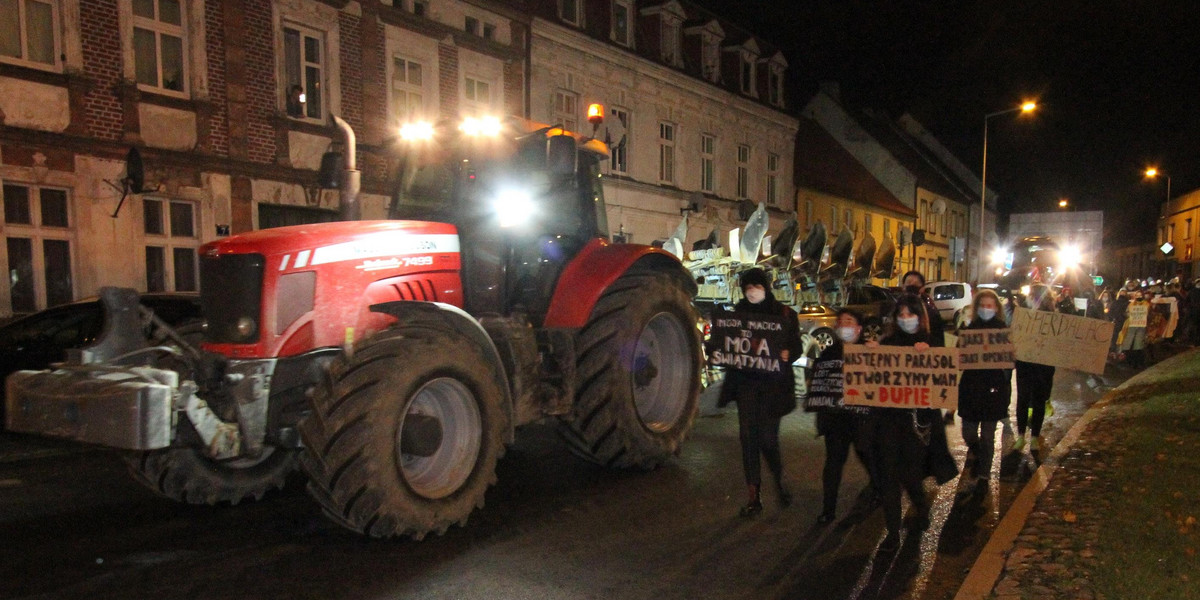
[544,239,696,329]
[368,301,514,442]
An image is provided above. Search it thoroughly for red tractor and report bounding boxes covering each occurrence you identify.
[6,114,702,538]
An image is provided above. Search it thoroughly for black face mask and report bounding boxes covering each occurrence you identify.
[905,285,921,295]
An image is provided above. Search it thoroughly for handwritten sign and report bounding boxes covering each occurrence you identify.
[957,328,1015,370]
[1128,303,1148,328]
[842,345,959,410]
[1009,307,1114,375]
[707,309,790,375]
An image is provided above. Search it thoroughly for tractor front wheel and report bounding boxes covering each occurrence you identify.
[299,325,506,539]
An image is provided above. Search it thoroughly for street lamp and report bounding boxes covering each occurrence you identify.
[1058,198,1069,209]
[1144,167,1171,202]
[977,101,1036,282]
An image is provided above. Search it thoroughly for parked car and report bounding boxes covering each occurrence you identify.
[0,293,202,429]
[795,301,838,351]
[928,281,973,325]
[836,283,897,341]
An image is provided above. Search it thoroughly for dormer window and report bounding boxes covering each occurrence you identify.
[661,18,681,66]
[687,20,724,83]
[611,0,632,47]
[560,0,582,26]
[768,68,784,105]
[702,36,719,81]
[739,55,755,96]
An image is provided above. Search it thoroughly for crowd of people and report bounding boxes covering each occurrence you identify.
[1100,276,1200,368]
[711,268,1179,552]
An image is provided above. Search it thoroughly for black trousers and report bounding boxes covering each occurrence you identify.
[735,386,783,489]
[1015,362,1055,436]
[817,411,872,514]
[862,410,927,534]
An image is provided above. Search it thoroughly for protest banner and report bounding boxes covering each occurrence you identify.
[1009,306,1114,375]
[1127,302,1149,328]
[842,344,959,410]
[706,309,791,376]
[956,328,1015,370]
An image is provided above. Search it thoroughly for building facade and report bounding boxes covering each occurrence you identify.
[0,0,531,317]
[524,0,798,248]
[1154,188,1200,280]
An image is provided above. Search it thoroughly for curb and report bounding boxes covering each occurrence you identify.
[953,348,1200,599]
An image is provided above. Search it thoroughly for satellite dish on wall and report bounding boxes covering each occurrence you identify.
[930,197,947,215]
[110,147,145,218]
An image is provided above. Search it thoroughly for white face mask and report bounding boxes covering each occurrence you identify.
[977,307,997,322]
[745,288,767,304]
[898,316,920,334]
[836,326,860,343]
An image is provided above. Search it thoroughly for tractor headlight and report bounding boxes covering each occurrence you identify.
[494,189,534,228]
[236,316,257,338]
[989,249,1008,265]
[460,116,502,137]
[1060,244,1082,268]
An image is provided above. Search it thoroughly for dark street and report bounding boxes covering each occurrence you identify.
[0,358,1145,600]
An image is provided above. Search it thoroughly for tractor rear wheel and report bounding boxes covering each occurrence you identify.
[299,325,506,539]
[562,272,701,469]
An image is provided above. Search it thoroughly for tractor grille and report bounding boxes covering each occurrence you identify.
[200,253,265,343]
[389,279,439,302]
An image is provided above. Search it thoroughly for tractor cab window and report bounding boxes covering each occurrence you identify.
[390,157,456,221]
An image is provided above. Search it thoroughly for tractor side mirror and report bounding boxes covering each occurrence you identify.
[546,135,576,176]
[318,152,342,189]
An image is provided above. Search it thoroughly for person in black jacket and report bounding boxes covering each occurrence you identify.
[901,270,946,347]
[862,294,940,551]
[956,288,1012,496]
[1013,284,1056,455]
[714,268,803,517]
[804,308,876,524]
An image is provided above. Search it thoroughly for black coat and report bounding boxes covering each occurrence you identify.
[874,328,958,484]
[716,295,803,419]
[956,315,1012,422]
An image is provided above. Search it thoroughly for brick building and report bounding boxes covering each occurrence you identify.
[0,0,528,317]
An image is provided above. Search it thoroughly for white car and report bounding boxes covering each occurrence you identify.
[928,281,973,325]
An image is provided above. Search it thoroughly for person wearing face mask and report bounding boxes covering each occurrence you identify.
[955,288,1012,498]
[803,309,877,524]
[715,268,803,517]
[1013,285,1056,454]
[900,271,946,347]
[861,294,951,551]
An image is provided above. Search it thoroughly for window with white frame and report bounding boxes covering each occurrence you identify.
[611,0,631,46]
[464,16,480,36]
[768,67,784,106]
[766,152,779,205]
[829,205,838,231]
[736,144,750,198]
[845,208,853,232]
[554,90,579,132]
[483,23,496,40]
[740,55,756,96]
[412,0,427,16]
[390,55,423,124]
[0,0,58,69]
[661,18,681,65]
[142,198,198,292]
[463,76,492,116]
[658,122,675,183]
[1187,218,1192,239]
[609,107,629,173]
[700,134,715,193]
[132,0,187,93]
[2,183,74,313]
[282,24,325,120]
[864,213,873,234]
[559,0,581,25]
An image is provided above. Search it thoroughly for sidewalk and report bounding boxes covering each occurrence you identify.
[956,347,1200,600]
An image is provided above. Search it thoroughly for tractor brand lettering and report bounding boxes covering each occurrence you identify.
[355,256,435,271]
[310,234,460,267]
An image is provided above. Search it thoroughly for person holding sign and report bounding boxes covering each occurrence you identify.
[862,294,939,550]
[1118,292,1150,368]
[712,269,803,517]
[1013,285,1057,454]
[956,288,1012,496]
[804,308,876,525]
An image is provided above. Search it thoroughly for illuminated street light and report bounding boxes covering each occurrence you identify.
[976,101,1037,282]
[1058,198,1069,208]
[1144,167,1171,202]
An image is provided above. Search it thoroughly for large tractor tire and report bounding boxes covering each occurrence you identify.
[299,325,506,539]
[562,271,702,469]
[125,447,298,505]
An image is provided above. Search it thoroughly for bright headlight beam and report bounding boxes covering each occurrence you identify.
[460,116,502,137]
[399,121,435,141]
[1060,244,1082,268]
[989,249,1008,265]
[495,190,534,228]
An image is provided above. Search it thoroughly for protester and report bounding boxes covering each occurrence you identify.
[713,268,803,517]
[900,270,946,347]
[804,308,876,525]
[862,294,943,550]
[956,288,1012,496]
[1013,285,1056,455]
[1186,279,1200,345]
[1118,291,1149,368]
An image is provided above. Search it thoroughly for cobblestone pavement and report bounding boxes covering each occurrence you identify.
[985,347,1200,600]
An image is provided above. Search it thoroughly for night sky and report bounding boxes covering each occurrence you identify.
[692,0,1200,246]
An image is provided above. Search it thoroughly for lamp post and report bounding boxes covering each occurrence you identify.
[1144,167,1171,202]
[977,101,1037,282]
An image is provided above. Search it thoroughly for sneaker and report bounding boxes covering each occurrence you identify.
[1030,436,1043,452]
[1045,401,1054,417]
[1011,435,1027,452]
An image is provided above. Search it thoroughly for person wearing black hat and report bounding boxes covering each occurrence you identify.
[714,268,803,517]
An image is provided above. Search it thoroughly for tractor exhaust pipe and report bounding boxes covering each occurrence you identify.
[333,115,361,221]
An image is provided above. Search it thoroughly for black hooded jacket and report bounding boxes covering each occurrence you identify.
[715,294,803,418]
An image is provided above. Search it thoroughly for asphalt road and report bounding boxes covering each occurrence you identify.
[0,359,1143,600]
